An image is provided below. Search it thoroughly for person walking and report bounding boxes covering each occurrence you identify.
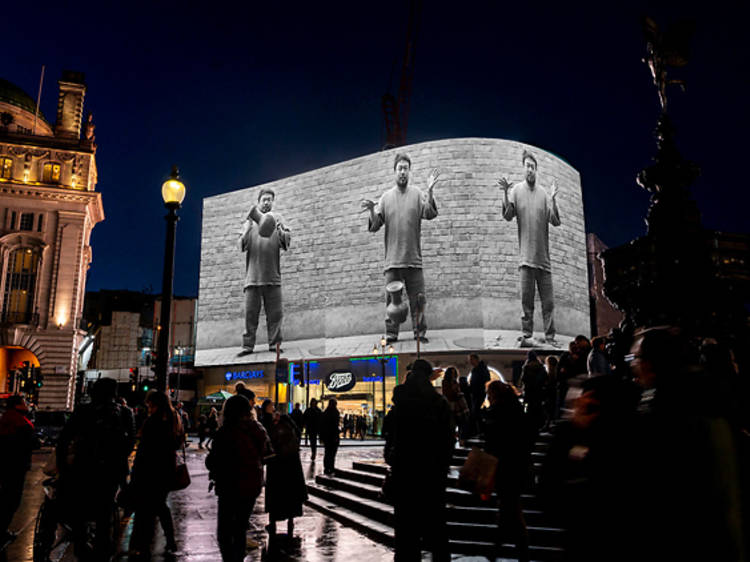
[387,359,455,561]
[468,354,491,436]
[320,399,341,475]
[543,355,559,429]
[129,390,183,557]
[303,398,322,460]
[197,414,208,448]
[265,412,307,539]
[441,366,470,445]
[0,395,35,550]
[290,403,304,439]
[587,336,612,377]
[206,395,270,562]
[521,351,548,432]
[206,407,219,448]
[56,378,135,560]
[482,381,531,562]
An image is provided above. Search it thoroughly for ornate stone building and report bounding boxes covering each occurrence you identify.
[0,71,103,409]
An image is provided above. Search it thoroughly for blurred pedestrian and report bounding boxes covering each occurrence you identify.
[197,414,208,448]
[387,359,454,561]
[320,399,341,475]
[129,390,183,557]
[543,355,559,429]
[206,407,219,448]
[442,366,470,445]
[0,395,35,550]
[303,398,322,460]
[175,401,191,436]
[482,381,530,562]
[259,399,275,434]
[206,395,270,562]
[265,412,307,538]
[468,354,491,437]
[56,378,135,560]
[290,402,304,440]
[587,336,611,377]
[520,351,547,431]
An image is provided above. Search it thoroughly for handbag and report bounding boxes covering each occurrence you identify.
[171,445,191,491]
[457,447,498,500]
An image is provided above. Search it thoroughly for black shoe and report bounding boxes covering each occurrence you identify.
[236,348,254,357]
[268,346,283,353]
[385,335,398,344]
[415,335,429,343]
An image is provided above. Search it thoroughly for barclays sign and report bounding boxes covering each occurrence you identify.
[225,369,264,381]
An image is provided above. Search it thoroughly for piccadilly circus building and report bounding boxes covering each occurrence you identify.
[196,138,589,417]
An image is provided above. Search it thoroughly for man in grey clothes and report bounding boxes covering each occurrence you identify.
[498,149,560,347]
[237,188,291,356]
[362,153,440,343]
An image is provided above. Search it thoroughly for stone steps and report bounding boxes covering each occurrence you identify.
[306,437,566,560]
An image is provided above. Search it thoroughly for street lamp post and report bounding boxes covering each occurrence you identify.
[372,337,395,428]
[155,166,186,392]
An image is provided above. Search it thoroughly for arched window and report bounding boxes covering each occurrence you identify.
[42,162,61,183]
[2,248,39,324]
[0,157,12,179]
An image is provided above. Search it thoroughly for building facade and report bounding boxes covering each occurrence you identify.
[0,72,103,410]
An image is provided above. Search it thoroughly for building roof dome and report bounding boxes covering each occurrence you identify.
[0,78,49,124]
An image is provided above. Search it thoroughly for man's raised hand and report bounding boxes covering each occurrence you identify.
[550,180,559,200]
[497,177,513,193]
[427,168,442,191]
[360,199,376,212]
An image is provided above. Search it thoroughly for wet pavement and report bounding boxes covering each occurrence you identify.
[2,440,503,561]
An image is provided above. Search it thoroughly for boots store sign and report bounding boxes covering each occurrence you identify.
[324,371,356,392]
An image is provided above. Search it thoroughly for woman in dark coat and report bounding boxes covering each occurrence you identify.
[129,390,183,557]
[482,380,531,562]
[320,399,341,475]
[259,399,275,434]
[265,410,307,538]
[206,395,270,561]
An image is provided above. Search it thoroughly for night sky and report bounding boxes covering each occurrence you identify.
[4,1,748,296]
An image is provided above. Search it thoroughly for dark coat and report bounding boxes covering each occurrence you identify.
[0,408,34,477]
[320,407,340,445]
[521,359,548,404]
[388,373,454,483]
[481,401,529,495]
[469,360,491,404]
[303,405,322,434]
[290,407,304,433]
[206,418,269,500]
[265,415,308,520]
[132,413,181,496]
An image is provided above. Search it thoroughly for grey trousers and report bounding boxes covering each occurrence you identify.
[520,266,555,339]
[385,268,427,339]
[243,285,282,350]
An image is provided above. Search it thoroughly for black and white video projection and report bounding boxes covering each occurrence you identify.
[196,138,589,364]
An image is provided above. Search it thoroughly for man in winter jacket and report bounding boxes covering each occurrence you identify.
[387,359,455,561]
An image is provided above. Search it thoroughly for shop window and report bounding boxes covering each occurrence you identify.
[2,248,39,323]
[0,157,11,179]
[19,213,34,231]
[42,163,61,183]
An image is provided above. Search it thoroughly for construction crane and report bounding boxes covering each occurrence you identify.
[382,0,422,149]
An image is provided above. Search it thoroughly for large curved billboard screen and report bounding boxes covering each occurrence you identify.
[197,138,589,366]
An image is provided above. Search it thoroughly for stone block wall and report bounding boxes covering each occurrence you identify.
[198,138,589,349]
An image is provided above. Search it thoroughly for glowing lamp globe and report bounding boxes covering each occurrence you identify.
[161,166,186,205]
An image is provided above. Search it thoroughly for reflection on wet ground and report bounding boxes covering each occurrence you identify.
[3,442,394,561]
[3,442,506,561]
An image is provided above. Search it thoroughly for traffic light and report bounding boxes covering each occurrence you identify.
[129,367,139,390]
[32,367,43,388]
[141,379,152,392]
